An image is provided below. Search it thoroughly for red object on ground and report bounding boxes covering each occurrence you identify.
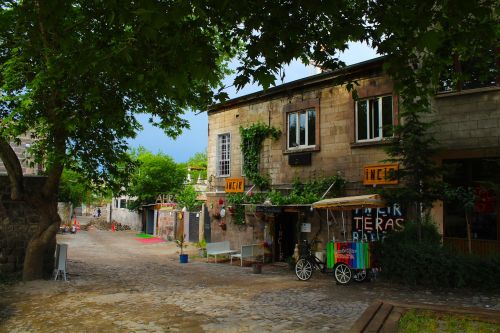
[111,223,115,232]
[135,237,165,244]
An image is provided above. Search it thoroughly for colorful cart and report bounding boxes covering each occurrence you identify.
[313,194,384,284]
[326,241,374,284]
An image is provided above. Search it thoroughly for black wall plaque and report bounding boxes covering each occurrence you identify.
[288,152,312,166]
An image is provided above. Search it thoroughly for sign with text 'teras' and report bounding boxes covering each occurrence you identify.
[363,163,399,185]
[225,178,245,193]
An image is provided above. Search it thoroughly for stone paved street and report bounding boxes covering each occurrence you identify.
[0,230,498,332]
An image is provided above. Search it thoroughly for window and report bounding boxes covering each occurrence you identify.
[356,95,393,142]
[443,158,499,241]
[217,133,231,177]
[119,199,127,209]
[287,108,316,149]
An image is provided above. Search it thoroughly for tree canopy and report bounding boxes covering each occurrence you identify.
[127,148,187,209]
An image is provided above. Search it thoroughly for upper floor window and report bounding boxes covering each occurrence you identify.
[287,108,317,150]
[356,95,393,143]
[217,133,231,177]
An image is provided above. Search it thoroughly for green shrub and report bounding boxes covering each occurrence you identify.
[376,220,500,290]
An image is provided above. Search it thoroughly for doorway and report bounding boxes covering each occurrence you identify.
[273,212,298,262]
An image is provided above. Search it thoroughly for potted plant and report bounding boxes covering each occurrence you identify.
[252,262,262,274]
[176,234,188,263]
[196,239,207,257]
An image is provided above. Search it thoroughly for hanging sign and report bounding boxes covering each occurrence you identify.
[363,163,399,185]
[351,204,405,242]
[225,178,245,193]
[301,223,311,233]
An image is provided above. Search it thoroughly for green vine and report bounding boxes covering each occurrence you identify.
[226,175,346,225]
[240,123,281,190]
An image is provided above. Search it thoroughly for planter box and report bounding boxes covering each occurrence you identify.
[179,254,188,264]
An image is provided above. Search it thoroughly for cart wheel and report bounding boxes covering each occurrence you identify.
[334,263,352,285]
[353,269,367,282]
[295,259,313,281]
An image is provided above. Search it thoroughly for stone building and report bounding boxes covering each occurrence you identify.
[0,134,40,176]
[205,57,499,261]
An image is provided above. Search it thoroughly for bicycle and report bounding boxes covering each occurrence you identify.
[294,239,325,281]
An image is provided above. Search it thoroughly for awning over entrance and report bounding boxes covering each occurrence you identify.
[312,194,386,210]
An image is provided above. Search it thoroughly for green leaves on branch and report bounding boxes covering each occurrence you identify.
[127,148,187,209]
[240,123,281,189]
[176,185,202,212]
[226,175,346,225]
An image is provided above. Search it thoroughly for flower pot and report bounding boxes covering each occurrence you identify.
[179,254,188,264]
[252,263,262,274]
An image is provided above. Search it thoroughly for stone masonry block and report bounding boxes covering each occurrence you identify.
[477,119,499,129]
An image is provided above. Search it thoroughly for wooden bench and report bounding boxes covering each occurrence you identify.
[206,241,237,263]
[230,244,264,266]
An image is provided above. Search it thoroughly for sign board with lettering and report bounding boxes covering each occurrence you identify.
[301,223,311,233]
[352,204,405,242]
[363,163,399,185]
[225,178,244,193]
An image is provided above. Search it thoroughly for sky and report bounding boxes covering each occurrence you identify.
[128,42,378,162]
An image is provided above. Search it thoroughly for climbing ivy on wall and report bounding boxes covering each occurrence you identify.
[240,123,281,189]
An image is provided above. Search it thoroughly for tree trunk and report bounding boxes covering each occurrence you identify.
[465,214,472,255]
[22,197,61,281]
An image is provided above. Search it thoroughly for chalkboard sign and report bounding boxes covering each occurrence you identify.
[54,243,68,281]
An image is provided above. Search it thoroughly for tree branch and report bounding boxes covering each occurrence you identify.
[0,137,24,200]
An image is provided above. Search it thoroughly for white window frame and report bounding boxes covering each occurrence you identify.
[216,133,231,177]
[355,95,393,143]
[287,108,317,150]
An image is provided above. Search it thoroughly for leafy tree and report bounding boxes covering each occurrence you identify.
[58,169,91,206]
[176,185,202,212]
[369,0,498,240]
[182,151,208,183]
[127,149,186,210]
[0,1,231,280]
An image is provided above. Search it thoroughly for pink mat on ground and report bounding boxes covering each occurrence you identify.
[135,237,165,244]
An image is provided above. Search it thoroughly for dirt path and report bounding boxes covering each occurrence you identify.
[0,230,498,332]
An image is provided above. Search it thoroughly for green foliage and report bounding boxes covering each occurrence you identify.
[196,239,207,249]
[58,169,90,206]
[58,168,112,206]
[179,151,207,183]
[266,175,346,205]
[176,185,202,212]
[240,123,281,190]
[225,176,345,225]
[444,185,476,213]
[377,221,500,290]
[127,148,187,209]
[398,310,500,333]
[374,0,497,238]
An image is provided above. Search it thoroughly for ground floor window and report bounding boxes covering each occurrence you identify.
[443,158,499,240]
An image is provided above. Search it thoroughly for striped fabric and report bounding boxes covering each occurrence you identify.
[327,241,371,269]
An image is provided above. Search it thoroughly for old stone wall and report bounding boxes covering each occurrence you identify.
[207,73,393,192]
[0,134,40,176]
[428,87,500,152]
[0,176,46,274]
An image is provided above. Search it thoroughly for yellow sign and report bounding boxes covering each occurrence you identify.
[225,178,245,193]
[363,164,399,185]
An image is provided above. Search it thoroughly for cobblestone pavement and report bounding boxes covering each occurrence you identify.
[0,230,498,332]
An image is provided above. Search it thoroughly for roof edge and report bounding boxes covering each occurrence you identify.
[208,56,386,113]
